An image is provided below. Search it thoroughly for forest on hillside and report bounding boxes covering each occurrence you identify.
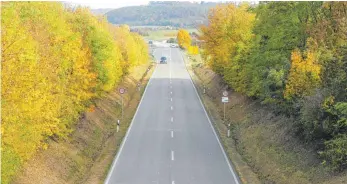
[105,1,218,27]
[1,2,149,183]
[200,2,347,171]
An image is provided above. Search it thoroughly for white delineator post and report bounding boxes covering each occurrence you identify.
[117,119,120,133]
[119,88,125,121]
[222,91,229,137]
[227,123,231,138]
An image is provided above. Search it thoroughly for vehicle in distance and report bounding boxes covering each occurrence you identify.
[170,44,178,48]
[160,56,167,64]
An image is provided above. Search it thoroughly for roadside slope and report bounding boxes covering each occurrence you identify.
[13,63,155,184]
[183,53,347,184]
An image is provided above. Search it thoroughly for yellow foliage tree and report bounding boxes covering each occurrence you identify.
[284,49,321,99]
[111,25,148,74]
[200,3,255,75]
[188,45,199,55]
[177,29,191,49]
[1,2,149,183]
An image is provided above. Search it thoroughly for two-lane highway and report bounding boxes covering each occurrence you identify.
[105,47,240,184]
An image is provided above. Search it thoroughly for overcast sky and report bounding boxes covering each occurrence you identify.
[65,0,227,9]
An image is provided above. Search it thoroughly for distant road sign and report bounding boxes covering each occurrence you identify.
[119,88,125,94]
[222,97,229,103]
[223,91,228,97]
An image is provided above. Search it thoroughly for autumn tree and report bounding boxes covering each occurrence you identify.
[284,49,321,99]
[188,45,199,55]
[1,2,149,183]
[200,3,255,84]
[200,1,347,170]
[177,29,191,49]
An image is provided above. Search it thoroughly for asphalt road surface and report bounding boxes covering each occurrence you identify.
[105,47,240,184]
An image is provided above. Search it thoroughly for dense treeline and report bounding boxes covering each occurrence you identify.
[201,2,347,170]
[1,2,148,183]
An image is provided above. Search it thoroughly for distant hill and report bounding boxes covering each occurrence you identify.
[90,8,113,15]
[105,1,218,27]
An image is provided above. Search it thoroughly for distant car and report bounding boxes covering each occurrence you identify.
[160,56,167,64]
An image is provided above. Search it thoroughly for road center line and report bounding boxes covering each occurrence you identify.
[171,106,173,110]
[170,98,172,102]
[171,117,173,122]
[169,48,172,80]
[171,151,174,161]
[172,181,175,184]
[170,91,172,95]
[171,130,174,138]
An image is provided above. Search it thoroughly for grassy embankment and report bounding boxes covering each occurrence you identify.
[12,62,155,184]
[183,52,347,184]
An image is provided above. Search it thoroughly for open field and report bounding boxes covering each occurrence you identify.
[144,28,199,41]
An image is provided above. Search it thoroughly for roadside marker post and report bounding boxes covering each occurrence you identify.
[117,119,120,133]
[119,88,126,120]
[137,83,141,92]
[228,123,231,138]
[222,91,229,137]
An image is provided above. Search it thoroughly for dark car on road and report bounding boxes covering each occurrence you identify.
[160,56,167,64]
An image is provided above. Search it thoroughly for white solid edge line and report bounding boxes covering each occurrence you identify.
[180,51,240,184]
[104,64,158,184]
